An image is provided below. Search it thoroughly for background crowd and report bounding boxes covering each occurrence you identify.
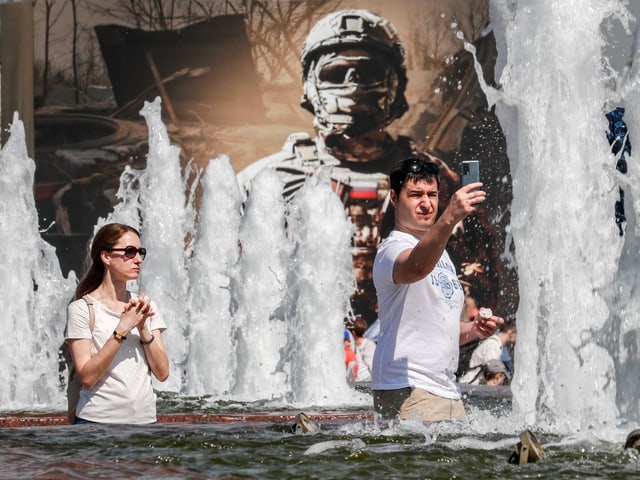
[344,293,516,388]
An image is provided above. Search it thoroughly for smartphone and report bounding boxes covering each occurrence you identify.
[461,160,480,187]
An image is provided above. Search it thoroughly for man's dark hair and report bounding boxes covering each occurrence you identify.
[389,153,440,196]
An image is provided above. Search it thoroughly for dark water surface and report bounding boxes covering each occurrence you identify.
[1,421,638,479]
[1,393,638,479]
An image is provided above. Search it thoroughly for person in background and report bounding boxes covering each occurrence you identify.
[344,329,358,384]
[347,315,376,382]
[372,155,503,422]
[501,339,515,377]
[458,321,517,385]
[66,223,169,424]
[479,359,509,386]
[455,295,484,379]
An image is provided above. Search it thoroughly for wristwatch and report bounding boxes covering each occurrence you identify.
[113,330,127,341]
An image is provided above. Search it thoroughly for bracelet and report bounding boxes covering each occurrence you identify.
[140,334,155,346]
[113,330,127,341]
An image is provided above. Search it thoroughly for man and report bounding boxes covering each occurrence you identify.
[237,9,458,326]
[459,321,517,384]
[371,154,503,422]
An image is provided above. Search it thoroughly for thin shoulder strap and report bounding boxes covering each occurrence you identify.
[81,295,95,332]
[468,367,484,385]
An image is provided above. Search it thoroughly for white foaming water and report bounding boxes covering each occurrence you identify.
[135,98,362,405]
[0,113,76,410]
[2,2,639,431]
[490,0,640,433]
[282,167,356,404]
[185,155,241,396]
[230,167,292,400]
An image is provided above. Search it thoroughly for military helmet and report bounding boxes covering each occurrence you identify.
[301,9,407,76]
[300,9,408,122]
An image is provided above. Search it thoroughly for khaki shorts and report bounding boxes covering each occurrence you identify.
[373,387,468,423]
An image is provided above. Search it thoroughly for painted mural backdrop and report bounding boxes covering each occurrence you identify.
[32,0,516,325]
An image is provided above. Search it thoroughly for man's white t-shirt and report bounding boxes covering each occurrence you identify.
[66,293,167,424]
[371,230,465,399]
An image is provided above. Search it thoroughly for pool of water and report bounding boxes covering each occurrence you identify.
[1,418,638,479]
[1,393,638,479]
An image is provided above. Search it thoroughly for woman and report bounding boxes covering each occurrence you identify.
[66,223,169,424]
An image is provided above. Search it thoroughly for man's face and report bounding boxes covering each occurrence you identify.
[391,178,439,234]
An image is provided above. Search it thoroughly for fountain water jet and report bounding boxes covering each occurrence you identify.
[185,156,241,397]
[490,0,640,431]
[0,113,75,410]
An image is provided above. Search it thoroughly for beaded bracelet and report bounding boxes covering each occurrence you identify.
[140,334,155,346]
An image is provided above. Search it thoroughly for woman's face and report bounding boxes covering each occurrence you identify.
[102,231,144,282]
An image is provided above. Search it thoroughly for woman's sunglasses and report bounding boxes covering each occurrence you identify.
[107,246,147,260]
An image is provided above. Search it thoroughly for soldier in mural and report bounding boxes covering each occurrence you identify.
[237,8,510,326]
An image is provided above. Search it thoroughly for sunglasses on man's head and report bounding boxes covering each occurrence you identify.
[107,246,147,260]
[401,158,439,175]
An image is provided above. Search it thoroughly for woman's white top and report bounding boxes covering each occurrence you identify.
[66,293,167,424]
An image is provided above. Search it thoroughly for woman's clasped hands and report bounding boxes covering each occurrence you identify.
[118,293,156,335]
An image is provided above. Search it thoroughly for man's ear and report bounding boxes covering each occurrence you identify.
[389,190,398,207]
